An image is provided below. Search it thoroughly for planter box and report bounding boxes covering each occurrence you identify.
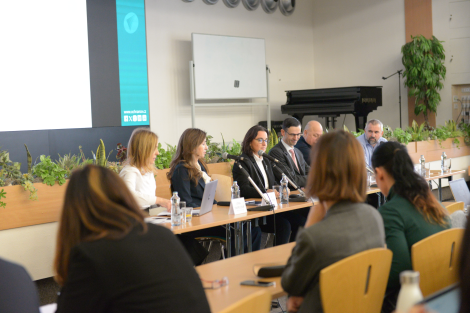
[0,161,235,231]
[0,182,67,231]
[409,137,470,164]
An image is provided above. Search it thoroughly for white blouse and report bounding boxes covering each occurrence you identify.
[253,154,269,189]
[119,165,157,208]
[195,162,211,184]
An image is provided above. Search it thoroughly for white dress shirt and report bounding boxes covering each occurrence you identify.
[119,165,157,208]
[253,154,269,189]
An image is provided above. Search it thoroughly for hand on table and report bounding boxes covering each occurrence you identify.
[156,198,172,212]
[287,296,304,313]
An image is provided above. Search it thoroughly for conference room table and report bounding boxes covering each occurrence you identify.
[196,242,295,313]
[425,169,466,202]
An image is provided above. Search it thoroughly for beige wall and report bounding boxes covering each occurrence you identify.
[145,0,316,144]
[310,0,407,130]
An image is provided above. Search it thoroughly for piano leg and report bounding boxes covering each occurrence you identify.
[355,115,369,132]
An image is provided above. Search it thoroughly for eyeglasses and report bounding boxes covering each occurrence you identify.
[201,277,229,289]
[254,138,268,144]
[286,131,302,137]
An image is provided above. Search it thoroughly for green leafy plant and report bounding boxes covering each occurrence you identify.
[407,120,430,142]
[204,135,222,163]
[0,189,6,208]
[56,153,82,177]
[91,139,112,167]
[350,129,365,138]
[155,143,176,170]
[116,143,127,164]
[219,134,241,162]
[402,35,446,126]
[0,148,37,201]
[33,155,67,186]
[266,128,279,153]
[458,121,470,144]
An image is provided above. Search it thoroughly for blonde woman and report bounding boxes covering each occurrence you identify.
[119,128,171,210]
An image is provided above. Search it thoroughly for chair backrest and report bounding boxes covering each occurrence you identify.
[219,289,271,313]
[411,228,464,297]
[211,174,233,202]
[155,168,172,200]
[449,178,470,206]
[446,202,465,214]
[320,248,392,313]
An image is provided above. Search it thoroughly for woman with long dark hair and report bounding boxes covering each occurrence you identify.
[371,141,450,313]
[233,125,306,245]
[54,165,210,313]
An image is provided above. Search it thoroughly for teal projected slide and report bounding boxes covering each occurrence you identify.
[116,0,150,126]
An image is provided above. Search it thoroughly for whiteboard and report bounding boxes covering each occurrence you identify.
[192,33,267,100]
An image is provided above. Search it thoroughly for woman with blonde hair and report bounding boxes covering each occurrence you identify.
[281,130,385,313]
[372,141,450,313]
[119,127,170,210]
[54,165,210,313]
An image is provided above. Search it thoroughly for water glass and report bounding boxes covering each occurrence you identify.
[273,185,281,199]
[425,163,430,177]
[184,207,193,222]
[180,202,186,223]
[443,159,451,172]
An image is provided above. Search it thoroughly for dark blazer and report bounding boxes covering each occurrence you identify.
[232,153,278,199]
[281,201,385,313]
[294,136,312,165]
[56,224,211,313]
[0,258,40,313]
[170,161,216,208]
[268,141,310,189]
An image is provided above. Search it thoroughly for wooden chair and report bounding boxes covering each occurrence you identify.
[211,174,233,202]
[445,201,465,214]
[219,289,271,313]
[320,248,392,313]
[411,228,464,297]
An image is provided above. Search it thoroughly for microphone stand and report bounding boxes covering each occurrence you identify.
[382,69,403,128]
[234,161,274,211]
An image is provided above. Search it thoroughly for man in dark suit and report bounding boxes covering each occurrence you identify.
[269,117,310,189]
[0,258,40,313]
[295,120,323,164]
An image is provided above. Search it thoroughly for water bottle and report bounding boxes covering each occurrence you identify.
[280,174,289,204]
[441,152,447,172]
[231,181,240,199]
[419,155,425,177]
[171,192,181,226]
[396,271,423,313]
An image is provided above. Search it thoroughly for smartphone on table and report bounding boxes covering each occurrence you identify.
[240,280,275,287]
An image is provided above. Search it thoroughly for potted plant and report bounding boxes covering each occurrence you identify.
[402,35,446,127]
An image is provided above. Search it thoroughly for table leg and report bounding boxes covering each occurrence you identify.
[247,220,252,253]
[225,224,231,258]
[239,221,244,255]
[438,178,442,202]
[234,221,240,255]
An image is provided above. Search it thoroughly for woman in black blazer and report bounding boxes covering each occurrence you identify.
[233,125,306,245]
[54,165,210,313]
[168,128,261,255]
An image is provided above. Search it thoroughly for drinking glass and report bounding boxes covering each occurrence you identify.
[180,201,186,223]
[273,185,281,199]
[185,207,193,222]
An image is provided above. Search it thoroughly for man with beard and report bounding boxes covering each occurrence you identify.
[357,119,387,208]
[357,119,387,167]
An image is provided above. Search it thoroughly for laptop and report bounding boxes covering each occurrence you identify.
[193,180,218,216]
[419,283,460,313]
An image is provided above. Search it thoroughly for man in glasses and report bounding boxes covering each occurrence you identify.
[269,117,310,189]
[295,120,323,164]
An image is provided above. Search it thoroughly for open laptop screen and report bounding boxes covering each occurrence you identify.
[419,284,460,313]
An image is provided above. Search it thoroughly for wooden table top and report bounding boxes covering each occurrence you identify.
[425,169,466,180]
[157,201,313,234]
[196,242,295,313]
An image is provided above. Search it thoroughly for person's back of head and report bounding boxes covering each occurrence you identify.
[305,130,367,203]
[371,141,448,226]
[54,164,146,286]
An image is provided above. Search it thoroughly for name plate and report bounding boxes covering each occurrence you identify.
[228,197,247,215]
[261,192,278,210]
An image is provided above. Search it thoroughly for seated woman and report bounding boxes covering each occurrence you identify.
[119,127,170,210]
[233,125,306,245]
[371,141,450,313]
[54,165,210,313]
[168,128,261,253]
[281,130,385,313]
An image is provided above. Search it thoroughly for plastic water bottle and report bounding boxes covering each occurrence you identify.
[396,271,423,313]
[171,192,181,226]
[441,152,447,172]
[280,174,289,204]
[419,155,425,176]
[231,181,240,199]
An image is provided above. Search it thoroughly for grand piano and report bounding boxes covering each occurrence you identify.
[281,86,382,131]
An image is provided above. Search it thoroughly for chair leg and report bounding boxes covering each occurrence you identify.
[220,243,225,260]
[265,233,272,249]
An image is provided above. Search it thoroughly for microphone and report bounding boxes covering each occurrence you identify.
[258,150,279,163]
[235,162,274,209]
[272,164,306,198]
[219,152,244,161]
